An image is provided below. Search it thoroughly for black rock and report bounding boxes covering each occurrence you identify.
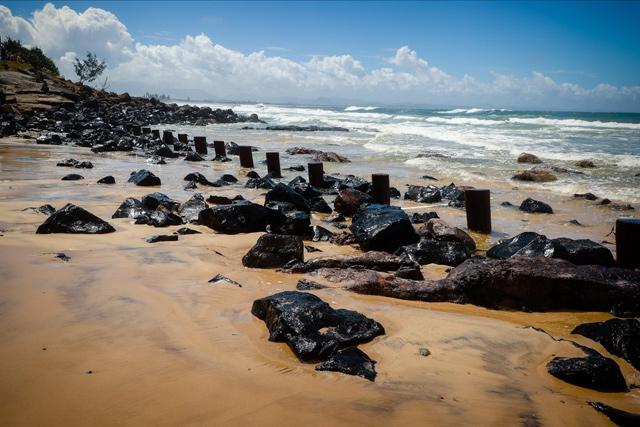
[143,206,183,227]
[286,165,305,171]
[396,239,471,267]
[268,209,311,235]
[334,188,374,216]
[351,204,420,253]
[184,181,198,190]
[174,227,201,235]
[198,200,271,234]
[305,245,322,253]
[154,145,179,158]
[206,194,244,205]
[589,402,640,427]
[36,203,115,234]
[184,172,219,186]
[246,170,260,179]
[112,198,150,219]
[311,225,334,242]
[520,198,553,213]
[56,158,79,167]
[486,232,546,259]
[61,173,84,181]
[146,234,179,243]
[315,347,377,381]
[128,170,161,186]
[404,185,442,203]
[264,183,310,212]
[418,219,476,251]
[422,175,438,181]
[146,156,166,165]
[220,174,238,183]
[547,347,627,392]
[389,187,401,199]
[97,175,115,184]
[242,233,304,268]
[245,175,276,189]
[55,253,71,262]
[395,265,425,280]
[575,192,598,201]
[573,319,640,370]
[142,192,180,211]
[251,291,384,361]
[24,204,56,216]
[410,212,439,224]
[184,151,205,161]
[309,196,332,213]
[75,161,94,169]
[178,194,208,223]
[500,201,515,207]
[208,274,242,287]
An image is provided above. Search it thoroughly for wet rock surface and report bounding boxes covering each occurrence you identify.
[178,194,208,223]
[112,198,150,220]
[97,175,115,184]
[128,169,161,186]
[251,291,384,361]
[146,234,179,243]
[198,201,271,234]
[242,233,303,268]
[520,198,553,213]
[573,318,640,370]
[418,218,476,251]
[283,251,419,274]
[547,346,627,392]
[512,168,557,182]
[315,347,377,381]
[36,203,115,234]
[61,173,84,181]
[404,185,442,203]
[333,188,373,216]
[396,239,471,267]
[517,153,543,164]
[350,204,419,253]
[589,402,640,426]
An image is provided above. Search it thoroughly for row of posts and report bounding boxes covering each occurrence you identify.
[131,125,640,269]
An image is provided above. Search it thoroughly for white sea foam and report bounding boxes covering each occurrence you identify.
[509,117,640,130]
[344,105,379,111]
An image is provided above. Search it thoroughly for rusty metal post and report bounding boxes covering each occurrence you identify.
[162,130,173,145]
[151,129,160,139]
[266,152,282,178]
[238,146,254,168]
[142,127,151,134]
[194,136,208,155]
[616,218,640,268]
[464,189,492,233]
[371,173,390,205]
[178,133,188,143]
[308,162,324,188]
[213,140,226,157]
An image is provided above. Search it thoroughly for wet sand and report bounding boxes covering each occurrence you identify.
[0,137,638,426]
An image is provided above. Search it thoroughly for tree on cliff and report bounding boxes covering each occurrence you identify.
[0,37,59,75]
[73,52,106,85]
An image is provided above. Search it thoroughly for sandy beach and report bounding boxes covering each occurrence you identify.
[1,137,638,426]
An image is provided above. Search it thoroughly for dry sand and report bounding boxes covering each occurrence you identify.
[0,137,638,426]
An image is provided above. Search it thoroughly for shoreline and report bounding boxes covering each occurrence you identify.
[1,135,639,425]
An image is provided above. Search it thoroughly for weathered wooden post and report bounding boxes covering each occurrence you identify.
[178,133,188,143]
[371,173,390,205]
[213,140,226,157]
[464,189,492,233]
[142,127,151,134]
[308,162,324,188]
[238,146,254,168]
[616,218,640,268]
[151,129,160,139]
[162,130,173,145]
[132,125,142,136]
[194,136,208,155]
[266,152,282,178]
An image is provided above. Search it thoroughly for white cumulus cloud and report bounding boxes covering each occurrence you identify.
[1,3,639,111]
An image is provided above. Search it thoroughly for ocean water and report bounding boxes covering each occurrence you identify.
[178,102,640,203]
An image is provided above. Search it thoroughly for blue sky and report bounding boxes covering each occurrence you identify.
[2,1,640,110]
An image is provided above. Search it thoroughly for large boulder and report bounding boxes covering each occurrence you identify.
[242,234,303,268]
[283,251,419,274]
[333,188,373,216]
[419,218,476,251]
[268,209,311,235]
[547,347,627,392]
[198,201,271,234]
[487,233,615,266]
[178,194,208,223]
[573,318,640,370]
[36,203,115,234]
[251,291,384,361]
[404,185,442,203]
[128,170,161,186]
[350,204,419,253]
[264,183,310,213]
[142,192,180,211]
[396,239,471,267]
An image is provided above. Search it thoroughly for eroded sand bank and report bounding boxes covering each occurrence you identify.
[0,138,638,426]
